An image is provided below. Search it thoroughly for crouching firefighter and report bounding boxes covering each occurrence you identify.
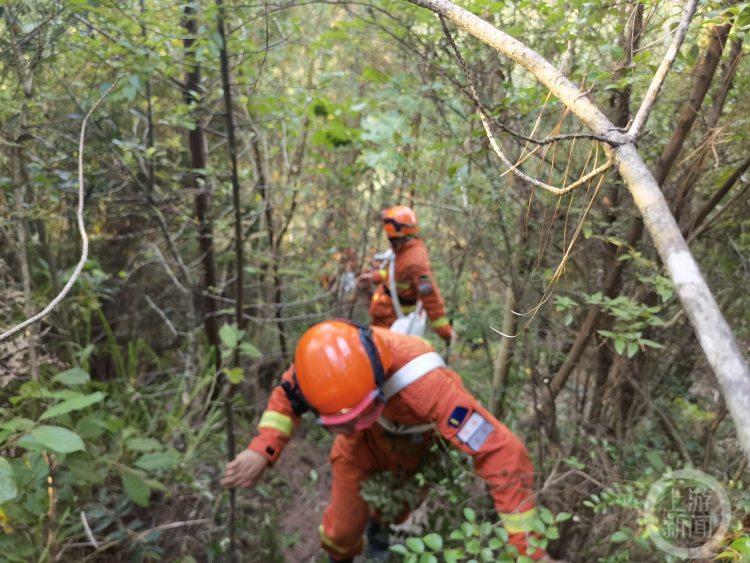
[221,320,549,561]
[357,205,453,343]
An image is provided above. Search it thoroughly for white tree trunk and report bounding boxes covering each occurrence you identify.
[407,0,750,461]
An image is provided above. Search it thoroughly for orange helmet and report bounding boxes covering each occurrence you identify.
[382,206,418,238]
[290,320,392,425]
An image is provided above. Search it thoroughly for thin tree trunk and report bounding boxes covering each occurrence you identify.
[182,6,235,554]
[215,1,241,558]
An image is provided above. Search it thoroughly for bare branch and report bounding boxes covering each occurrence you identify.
[628,0,698,138]
[440,16,614,195]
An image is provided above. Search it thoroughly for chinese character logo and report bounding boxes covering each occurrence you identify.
[644,468,731,558]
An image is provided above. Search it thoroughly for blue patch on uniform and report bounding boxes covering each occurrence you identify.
[447,406,469,428]
[417,275,434,295]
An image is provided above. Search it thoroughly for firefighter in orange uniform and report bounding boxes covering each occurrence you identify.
[358,206,453,343]
[221,320,548,562]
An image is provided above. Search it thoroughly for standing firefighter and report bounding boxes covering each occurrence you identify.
[358,206,453,343]
[221,320,548,562]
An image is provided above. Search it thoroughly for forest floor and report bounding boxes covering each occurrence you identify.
[275,435,333,562]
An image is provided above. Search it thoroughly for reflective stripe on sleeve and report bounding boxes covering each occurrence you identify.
[378,269,388,280]
[258,411,294,437]
[500,508,538,534]
[431,316,450,329]
[401,304,416,314]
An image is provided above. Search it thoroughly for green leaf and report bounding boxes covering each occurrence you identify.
[22,425,85,453]
[52,367,90,386]
[219,324,240,348]
[122,472,150,507]
[0,457,17,503]
[423,533,443,551]
[627,342,638,358]
[405,537,425,553]
[239,342,262,358]
[134,449,180,471]
[555,512,572,522]
[610,531,629,543]
[39,392,106,420]
[546,526,559,539]
[389,544,409,555]
[614,339,625,355]
[419,554,438,563]
[449,529,464,540]
[463,507,476,522]
[66,454,105,484]
[126,437,163,452]
[223,367,244,385]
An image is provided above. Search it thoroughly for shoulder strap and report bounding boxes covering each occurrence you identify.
[382,352,446,400]
[387,253,405,319]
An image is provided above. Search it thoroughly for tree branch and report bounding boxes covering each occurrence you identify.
[628,0,698,138]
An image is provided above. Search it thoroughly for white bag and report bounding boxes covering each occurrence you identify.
[385,252,427,337]
[390,303,427,337]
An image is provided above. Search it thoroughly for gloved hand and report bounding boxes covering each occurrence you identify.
[221,449,269,488]
[435,323,454,344]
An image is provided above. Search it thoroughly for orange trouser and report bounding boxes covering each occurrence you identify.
[320,425,432,559]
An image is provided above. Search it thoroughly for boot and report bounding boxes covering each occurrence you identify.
[365,519,390,560]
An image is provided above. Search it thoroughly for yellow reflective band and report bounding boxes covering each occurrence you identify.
[401,304,416,314]
[379,269,388,280]
[319,524,349,555]
[258,411,294,437]
[396,281,410,290]
[500,508,538,534]
[431,316,450,329]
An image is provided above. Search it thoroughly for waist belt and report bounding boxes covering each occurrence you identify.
[383,286,417,306]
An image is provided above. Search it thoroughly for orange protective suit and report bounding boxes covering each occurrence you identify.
[368,237,452,342]
[248,329,541,560]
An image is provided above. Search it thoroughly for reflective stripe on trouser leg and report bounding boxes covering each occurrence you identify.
[319,524,363,558]
[431,316,450,329]
[500,508,538,534]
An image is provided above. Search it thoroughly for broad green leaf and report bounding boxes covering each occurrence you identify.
[610,531,629,543]
[66,454,105,484]
[423,533,443,551]
[405,537,425,553]
[614,339,625,355]
[52,367,90,386]
[122,472,150,507]
[219,324,240,348]
[1,417,34,432]
[239,342,262,358]
[134,449,180,471]
[463,507,476,522]
[419,554,438,563]
[0,457,17,503]
[22,425,85,453]
[40,392,106,420]
[627,342,639,358]
[126,437,163,452]
[223,367,244,385]
[389,544,409,555]
[555,512,572,522]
